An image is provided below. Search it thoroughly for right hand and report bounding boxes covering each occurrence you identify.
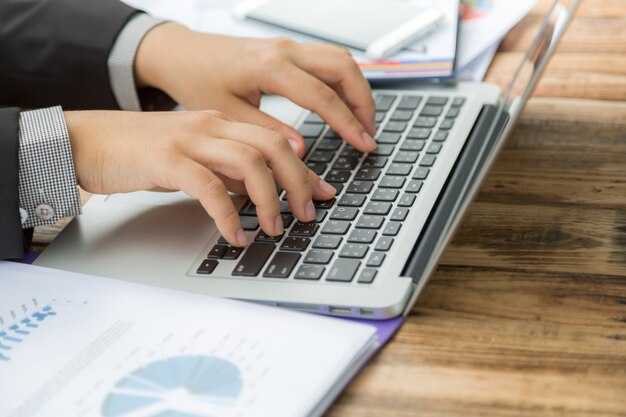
[64,110,337,247]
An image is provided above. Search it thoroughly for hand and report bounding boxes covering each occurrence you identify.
[64,110,336,246]
[134,23,377,157]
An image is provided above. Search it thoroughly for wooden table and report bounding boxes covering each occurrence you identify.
[33,0,626,415]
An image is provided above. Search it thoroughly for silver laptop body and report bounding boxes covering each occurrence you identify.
[35,0,578,319]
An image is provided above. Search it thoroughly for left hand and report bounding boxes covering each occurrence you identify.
[134,23,377,157]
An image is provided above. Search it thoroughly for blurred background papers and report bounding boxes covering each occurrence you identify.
[124,0,537,82]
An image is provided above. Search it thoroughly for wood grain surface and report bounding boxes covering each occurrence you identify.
[32,0,626,415]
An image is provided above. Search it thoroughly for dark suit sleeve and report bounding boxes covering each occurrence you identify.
[0,0,140,110]
[0,107,25,259]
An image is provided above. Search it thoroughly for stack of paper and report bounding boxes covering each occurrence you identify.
[123,0,537,82]
[0,262,378,417]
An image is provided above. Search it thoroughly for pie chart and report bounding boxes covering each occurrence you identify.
[102,355,243,417]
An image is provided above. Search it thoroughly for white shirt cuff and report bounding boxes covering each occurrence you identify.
[108,14,166,111]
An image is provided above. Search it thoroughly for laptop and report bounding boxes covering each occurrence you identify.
[35,0,578,319]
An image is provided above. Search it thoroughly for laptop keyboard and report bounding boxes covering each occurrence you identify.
[195,93,467,284]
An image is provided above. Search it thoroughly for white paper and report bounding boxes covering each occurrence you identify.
[0,262,377,417]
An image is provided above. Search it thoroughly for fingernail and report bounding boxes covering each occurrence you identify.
[362,131,377,149]
[236,229,249,246]
[287,137,300,153]
[305,200,316,221]
[318,180,337,195]
[274,214,284,235]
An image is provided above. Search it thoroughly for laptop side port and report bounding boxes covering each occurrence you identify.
[329,306,352,315]
[359,308,375,317]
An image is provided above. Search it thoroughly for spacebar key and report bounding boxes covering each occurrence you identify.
[232,242,276,276]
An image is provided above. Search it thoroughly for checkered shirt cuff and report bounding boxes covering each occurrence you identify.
[18,107,81,229]
[108,13,166,111]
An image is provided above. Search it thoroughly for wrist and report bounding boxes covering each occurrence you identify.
[134,22,192,91]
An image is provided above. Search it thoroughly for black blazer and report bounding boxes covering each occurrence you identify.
[0,0,139,259]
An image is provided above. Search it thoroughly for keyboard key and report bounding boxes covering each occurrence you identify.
[419,155,436,167]
[364,202,392,215]
[382,222,402,236]
[374,236,394,251]
[406,128,431,139]
[289,222,319,237]
[281,213,295,228]
[427,143,442,154]
[391,207,409,221]
[321,220,351,235]
[383,121,407,132]
[400,140,425,152]
[446,107,460,118]
[295,265,325,280]
[439,119,454,130]
[348,229,377,244]
[327,259,360,282]
[433,130,448,142]
[314,198,335,209]
[324,130,341,139]
[330,207,359,220]
[371,189,399,202]
[366,252,386,267]
[232,242,276,276]
[197,259,218,275]
[218,235,229,244]
[309,150,335,162]
[390,109,413,121]
[375,111,386,123]
[305,113,324,123]
[375,94,396,111]
[223,246,244,260]
[376,132,401,144]
[354,168,382,181]
[406,180,423,193]
[338,194,367,207]
[263,252,301,278]
[398,193,417,207]
[356,215,385,229]
[361,155,388,168]
[386,163,413,176]
[397,95,421,109]
[208,244,228,259]
[315,209,328,223]
[303,139,316,156]
[340,243,369,259]
[239,200,257,216]
[413,116,437,128]
[304,249,334,265]
[316,139,341,151]
[371,145,395,156]
[420,105,443,117]
[327,182,344,195]
[281,237,311,251]
[357,268,377,284]
[451,97,465,107]
[280,200,291,213]
[298,123,324,138]
[313,235,343,249]
[426,96,448,106]
[325,170,351,183]
[393,151,419,164]
[332,156,360,170]
[379,176,405,189]
[240,216,259,231]
[340,146,362,158]
[306,161,327,175]
[346,180,374,194]
[255,230,284,243]
[412,167,430,180]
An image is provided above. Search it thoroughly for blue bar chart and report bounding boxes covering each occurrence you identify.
[0,299,56,363]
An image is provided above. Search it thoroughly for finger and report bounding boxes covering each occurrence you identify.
[171,158,248,247]
[264,64,377,153]
[185,138,283,236]
[291,44,377,135]
[216,174,248,196]
[222,98,307,158]
[200,119,333,222]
